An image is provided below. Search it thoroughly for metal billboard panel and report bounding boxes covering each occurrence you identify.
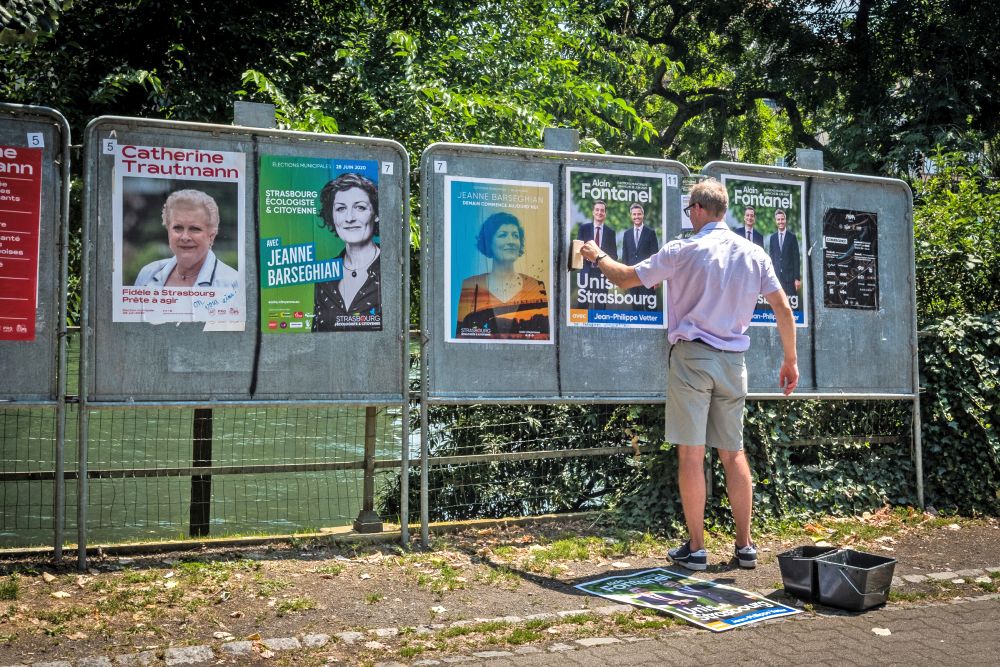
[0,104,69,403]
[83,118,408,403]
[421,143,689,401]
[703,162,916,396]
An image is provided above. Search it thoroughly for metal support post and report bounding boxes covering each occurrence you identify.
[353,406,383,533]
[189,408,214,537]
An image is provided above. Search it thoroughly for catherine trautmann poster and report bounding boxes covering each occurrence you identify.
[566,167,667,328]
[722,174,808,326]
[444,176,553,344]
[113,143,245,326]
[258,155,381,334]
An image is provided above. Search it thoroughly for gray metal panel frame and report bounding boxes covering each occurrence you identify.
[702,162,917,397]
[421,143,689,402]
[0,104,70,403]
[82,117,409,404]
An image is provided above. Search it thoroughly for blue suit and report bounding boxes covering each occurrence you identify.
[621,225,659,266]
[732,226,764,248]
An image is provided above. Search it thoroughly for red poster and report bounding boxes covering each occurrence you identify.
[0,145,43,341]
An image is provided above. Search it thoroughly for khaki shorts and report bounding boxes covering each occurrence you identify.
[665,340,748,451]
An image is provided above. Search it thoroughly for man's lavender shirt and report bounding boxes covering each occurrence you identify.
[634,221,782,352]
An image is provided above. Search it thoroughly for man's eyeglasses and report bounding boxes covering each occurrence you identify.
[683,202,698,215]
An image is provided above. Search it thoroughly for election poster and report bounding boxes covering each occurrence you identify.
[722,175,808,326]
[823,208,879,310]
[566,168,667,328]
[258,155,381,334]
[0,145,43,341]
[112,143,246,326]
[445,176,552,344]
[679,175,705,232]
[576,568,800,632]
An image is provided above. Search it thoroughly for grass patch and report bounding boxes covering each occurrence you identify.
[365,591,383,604]
[176,559,258,585]
[399,645,425,658]
[492,546,516,560]
[316,564,345,576]
[0,575,19,601]
[888,589,934,602]
[415,560,465,594]
[611,612,675,631]
[476,566,519,589]
[440,620,510,638]
[505,628,544,644]
[275,597,316,615]
[121,570,159,585]
[560,612,596,625]
[254,574,289,598]
[34,606,88,623]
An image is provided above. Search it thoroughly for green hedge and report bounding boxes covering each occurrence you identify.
[918,313,1000,513]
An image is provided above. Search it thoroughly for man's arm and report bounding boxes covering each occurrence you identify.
[580,240,643,289]
[763,289,799,395]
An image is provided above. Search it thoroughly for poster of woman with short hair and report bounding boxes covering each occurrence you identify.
[445,176,553,344]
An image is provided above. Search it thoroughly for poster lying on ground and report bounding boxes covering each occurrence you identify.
[576,568,800,632]
[722,175,808,326]
[0,145,43,341]
[112,143,246,326]
[445,176,553,344]
[822,208,879,310]
[565,168,667,328]
[258,155,381,333]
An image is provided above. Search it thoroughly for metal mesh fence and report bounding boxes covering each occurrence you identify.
[1,330,917,550]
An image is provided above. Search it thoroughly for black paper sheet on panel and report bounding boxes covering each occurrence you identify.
[822,208,879,310]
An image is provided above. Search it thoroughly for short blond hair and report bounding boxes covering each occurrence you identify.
[689,179,728,218]
[162,189,220,230]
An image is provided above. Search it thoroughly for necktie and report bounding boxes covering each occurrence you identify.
[746,230,751,241]
[635,228,640,246]
[596,226,602,248]
[779,232,784,250]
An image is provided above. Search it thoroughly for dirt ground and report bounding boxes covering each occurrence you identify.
[1,509,998,665]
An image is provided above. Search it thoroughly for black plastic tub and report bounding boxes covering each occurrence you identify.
[816,549,897,611]
[777,546,841,600]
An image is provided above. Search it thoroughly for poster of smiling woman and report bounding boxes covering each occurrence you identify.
[258,155,381,334]
[112,144,246,325]
[445,176,553,344]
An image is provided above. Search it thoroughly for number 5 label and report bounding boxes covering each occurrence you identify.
[27,133,44,148]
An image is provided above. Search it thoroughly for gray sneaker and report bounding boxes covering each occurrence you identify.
[668,541,707,571]
[735,543,758,569]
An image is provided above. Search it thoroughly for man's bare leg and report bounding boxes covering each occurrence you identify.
[718,448,753,547]
[677,444,707,550]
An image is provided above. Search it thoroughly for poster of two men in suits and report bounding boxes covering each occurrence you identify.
[722,175,808,327]
[566,168,667,328]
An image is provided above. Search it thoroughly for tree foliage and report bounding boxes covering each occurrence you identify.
[913,155,1000,324]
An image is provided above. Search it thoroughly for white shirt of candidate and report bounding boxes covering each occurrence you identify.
[634,221,781,351]
[134,249,239,288]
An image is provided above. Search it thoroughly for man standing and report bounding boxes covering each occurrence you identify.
[732,206,764,247]
[580,179,798,571]
[576,199,619,309]
[620,203,659,308]
[621,203,659,265]
[766,209,801,303]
